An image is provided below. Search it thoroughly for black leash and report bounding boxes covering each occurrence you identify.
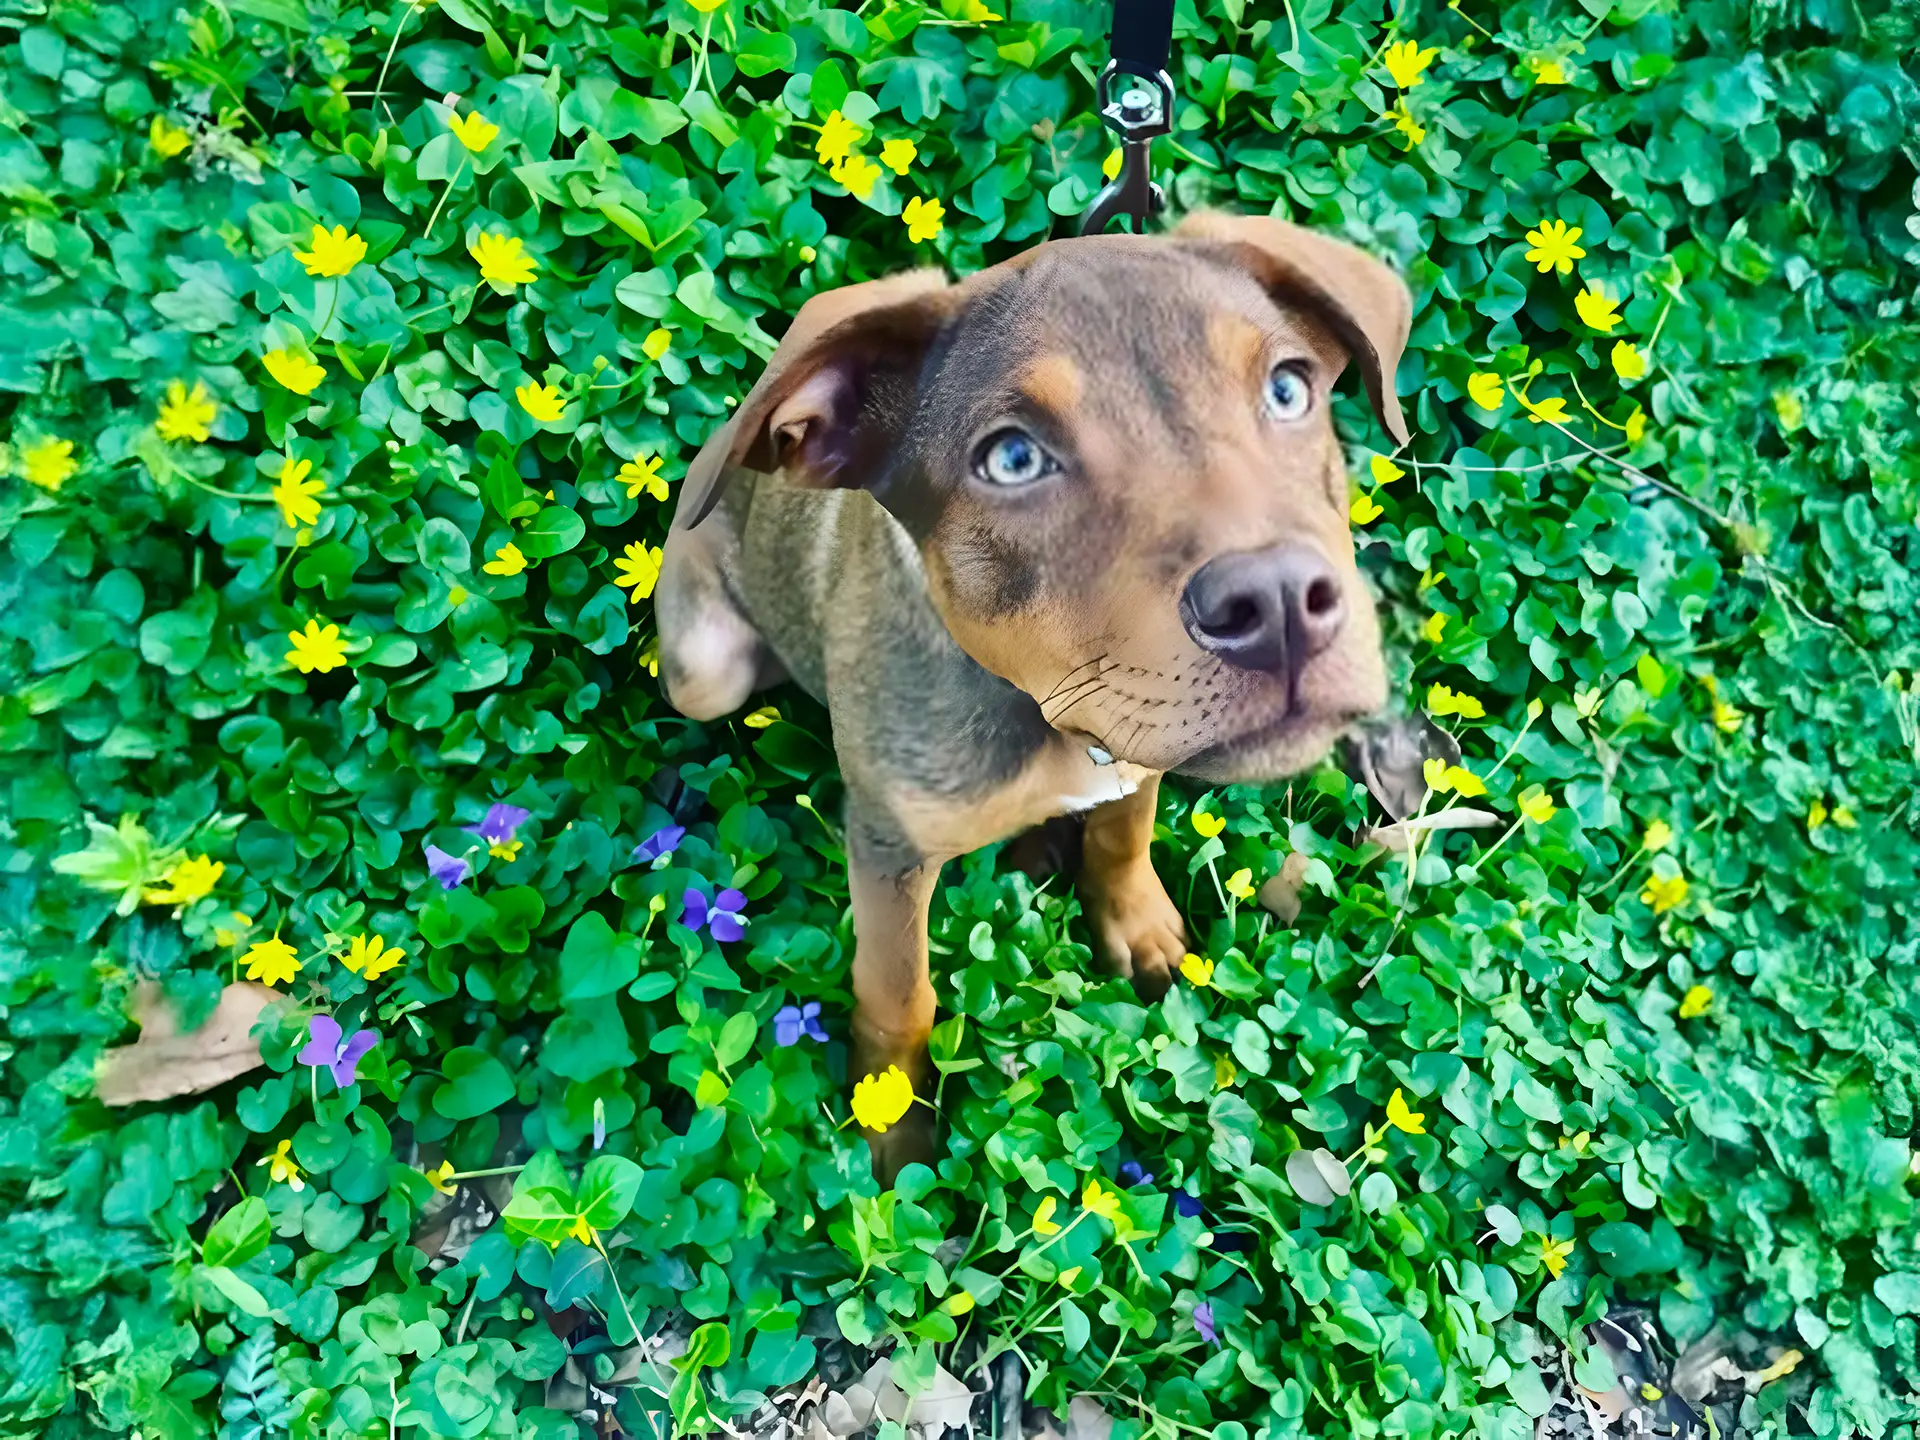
[1077,0,1175,237]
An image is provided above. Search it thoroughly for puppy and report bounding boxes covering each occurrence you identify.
[656,210,1410,1179]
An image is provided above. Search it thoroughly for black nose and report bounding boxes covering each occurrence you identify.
[1180,544,1347,684]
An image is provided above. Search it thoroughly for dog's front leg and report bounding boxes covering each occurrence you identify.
[1078,773,1188,998]
[846,834,941,1186]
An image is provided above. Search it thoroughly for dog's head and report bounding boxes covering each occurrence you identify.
[678,211,1410,783]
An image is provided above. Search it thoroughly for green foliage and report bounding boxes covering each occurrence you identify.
[2,0,1918,1437]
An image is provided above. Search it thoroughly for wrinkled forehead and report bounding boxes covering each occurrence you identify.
[912,246,1346,440]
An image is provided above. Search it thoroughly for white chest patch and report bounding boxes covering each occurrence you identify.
[1056,763,1145,814]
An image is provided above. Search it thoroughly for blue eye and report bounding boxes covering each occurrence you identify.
[1266,363,1313,421]
[975,428,1057,486]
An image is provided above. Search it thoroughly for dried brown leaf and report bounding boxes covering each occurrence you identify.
[95,980,278,1106]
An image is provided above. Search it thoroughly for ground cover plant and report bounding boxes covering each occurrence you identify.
[2,0,1919,1435]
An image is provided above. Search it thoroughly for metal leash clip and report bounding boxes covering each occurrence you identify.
[1077,61,1174,237]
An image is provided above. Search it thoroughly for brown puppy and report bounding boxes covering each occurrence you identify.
[657,211,1410,1180]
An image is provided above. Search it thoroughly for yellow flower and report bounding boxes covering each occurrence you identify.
[798,245,817,263]
[1640,870,1689,914]
[1224,868,1255,902]
[286,619,349,675]
[1369,454,1405,485]
[614,542,664,603]
[488,838,522,862]
[940,1290,975,1316]
[292,223,367,279]
[1081,1178,1121,1222]
[567,1215,597,1246]
[1610,341,1646,381]
[1386,1087,1426,1134]
[426,1161,458,1196]
[1032,1196,1061,1235]
[448,585,469,607]
[1574,283,1622,333]
[1522,393,1572,426]
[242,937,302,987]
[1518,787,1558,824]
[156,380,218,443]
[688,0,727,12]
[271,457,326,529]
[1625,408,1648,444]
[638,634,661,677]
[814,110,863,166]
[263,347,327,396]
[1832,805,1857,829]
[743,705,780,729]
[1467,372,1505,409]
[1179,953,1214,988]
[1056,1265,1082,1288]
[1103,148,1122,180]
[469,231,538,288]
[1350,493,1383,525]
[1527,697,1544,720]
[961,0,1001,19]
[1523,219,1586,276]
[1642,819,1673,852]
[619,454,668,501]
[446,109,500,152]
[1677,984,1712,1019]
[902,196,945,242]
[1423,757,1449,792]
[1427,683,1485,719]
[484,543,527,577]
[1419,567,1445,593]
[1442,764,1486,797]
[20,437,77,492]
[1711,697,1744,733]
[879,138,918,175]
[256,1138,306,1192]
[1421,611,1448,644]
[1382,39,1438,89]
[143,854,225,907]
[1807,798,1828,830]
[516,382,566,424]
[1538,1234,1574,1278]
[1215,1054,1237,1089]
[149,115,191,158]
[1387,101,1425,148]
[343,932,404,980]
[213,911,253,947]
[831,153,882,200]
[642,328,671,361]
[1191,809,1225,839]
[1530,57,1567,85]
[850,1065,915,1132]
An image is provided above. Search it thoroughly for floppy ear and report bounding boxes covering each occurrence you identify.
[672,269,957,531]
[1174,210,1414,446]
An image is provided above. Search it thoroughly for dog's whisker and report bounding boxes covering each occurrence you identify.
[1044,676,1111,722]
[1041,654,1108,707]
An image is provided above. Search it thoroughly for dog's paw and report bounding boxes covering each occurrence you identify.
[1082,860,1187,1000]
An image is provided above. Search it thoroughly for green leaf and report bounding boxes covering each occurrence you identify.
[576,1155,644,1229]
[203,1265,273,1318]
[203,1197,271,1268]
[516,506,587,559]
[433,1048,516,1119]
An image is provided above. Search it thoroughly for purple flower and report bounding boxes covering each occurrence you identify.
[1118,1161,1155,1188]
[298,1014,378,1088]
[632,825,686,866]
[682,887,748,943]
[1174,1190,1203,1218]
[425,843,471,890]
[466,803,530,846]
[1193,1302,1217,1346]
[775,1001,828,1046]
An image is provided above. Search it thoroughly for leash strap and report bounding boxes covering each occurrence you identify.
[1077,0,1176,236]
